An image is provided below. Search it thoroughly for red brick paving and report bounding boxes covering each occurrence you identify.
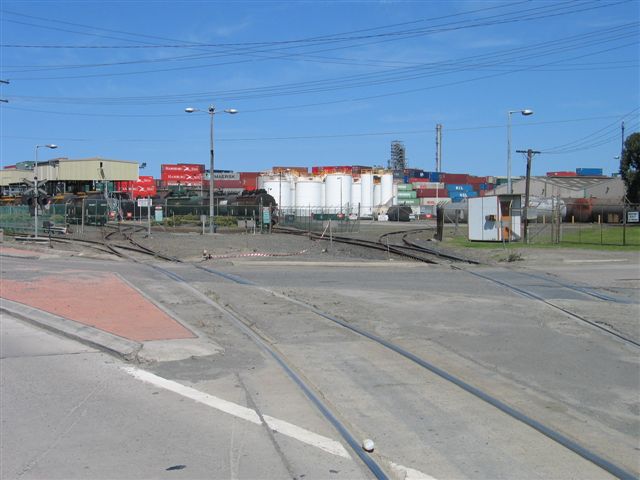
[0,272,195,341]
[0,246,41,257]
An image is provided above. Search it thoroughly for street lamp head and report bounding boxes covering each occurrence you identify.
[185,107,197,113]
[208,106,215,114]
[224,108,238,114]
[45,144,58,149]
[521,109,534,116]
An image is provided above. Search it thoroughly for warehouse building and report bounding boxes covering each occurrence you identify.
[490,176,625,201]
[1,157,139,196]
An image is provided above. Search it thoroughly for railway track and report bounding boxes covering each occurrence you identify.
[17,226,636,478]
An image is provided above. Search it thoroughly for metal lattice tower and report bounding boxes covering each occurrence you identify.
[388,140,406,172]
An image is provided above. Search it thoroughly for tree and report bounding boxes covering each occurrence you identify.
[620,132,640,203]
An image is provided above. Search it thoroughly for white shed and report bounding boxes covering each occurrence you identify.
[468,195,522,242]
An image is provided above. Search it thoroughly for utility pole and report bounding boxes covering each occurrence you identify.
[435,124,442,173]
[621,121,625,160]
[517,149,540,244]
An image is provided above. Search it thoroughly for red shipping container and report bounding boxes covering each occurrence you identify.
[239,172,259,190]
[546,171,577,177]
[203,179,244,189]
[273,166,308,175]
[161,173,203,182]
[416,188,448,198]
[466,176,488,184]
[439,173,469,184]
[161,164,204,173]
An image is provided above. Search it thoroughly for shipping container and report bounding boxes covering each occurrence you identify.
[446,184,474,192]
[546,171,577,177]
[576,168,604,176]
[419,197,452,206]
[397,191,418,199]
[276,166,308,175]
[416,188,447,198]
[396,183,414,191]
[466,176,488,184]
[161,164,204,173]
[439,173,469,184]
[397,198,420,206]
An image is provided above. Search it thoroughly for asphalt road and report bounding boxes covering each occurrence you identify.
[1,245,638,479]
[0,313,366,480]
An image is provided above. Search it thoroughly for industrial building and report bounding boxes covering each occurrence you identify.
[1,157,139,196]
[490,176,625,201]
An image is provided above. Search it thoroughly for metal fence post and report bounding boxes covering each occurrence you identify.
[623,204,627,246]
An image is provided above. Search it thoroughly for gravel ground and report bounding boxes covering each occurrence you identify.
[3,221,639,269]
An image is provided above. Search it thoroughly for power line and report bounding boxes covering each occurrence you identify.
[1,112,635,141]
[5,22,636,104]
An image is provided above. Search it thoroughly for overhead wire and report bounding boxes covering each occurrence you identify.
[5,22,637,105]
[540,108,639,154]
[1,0,629,83]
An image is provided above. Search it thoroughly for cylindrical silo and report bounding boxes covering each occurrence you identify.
[381,172,394,205]
[261,174,293,209]
[373,182,381,206]
[295,176,323,216]
[351,179,361,216]
[360,172,374,217]
[325,174,353,213]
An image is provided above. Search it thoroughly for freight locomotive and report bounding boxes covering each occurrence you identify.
[54,189,278,226]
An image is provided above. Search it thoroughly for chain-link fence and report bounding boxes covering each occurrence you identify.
[555,201,637,246]
[278,206,360,233]
[0,204,72,235]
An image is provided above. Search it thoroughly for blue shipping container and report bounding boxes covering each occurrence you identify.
[446,184,474,192]
[429,172,440,182]
[576,168,603,176]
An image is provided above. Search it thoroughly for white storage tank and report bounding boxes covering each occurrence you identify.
[351,179,362,216]
[360,172,374,217]
[381,172,394,205]
[260,174,293,208]
[295,176,323,216]
[325,173,353,212]
[373,182,381,206]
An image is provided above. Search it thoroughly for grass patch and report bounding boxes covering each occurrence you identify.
[445,225,640,251]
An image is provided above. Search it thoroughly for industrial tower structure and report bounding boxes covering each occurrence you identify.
[389,140,406,173]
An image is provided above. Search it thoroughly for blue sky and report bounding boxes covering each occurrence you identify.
[1,0,638,178]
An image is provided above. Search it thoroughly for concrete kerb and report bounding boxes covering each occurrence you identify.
[0,298,142,361]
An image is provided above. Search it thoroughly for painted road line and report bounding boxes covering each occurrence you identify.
[562,259,627,263]
[262,415,350,459]
[389,462,439,480]
[121,365,436,478]
[121,366,260,424]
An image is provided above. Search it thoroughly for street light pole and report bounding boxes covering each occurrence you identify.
[209,106,215,234]
[507,109,534,194]
[185,106,237,234]
[33,144,58,238]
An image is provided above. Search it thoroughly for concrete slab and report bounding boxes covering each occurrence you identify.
[137,337,223,363]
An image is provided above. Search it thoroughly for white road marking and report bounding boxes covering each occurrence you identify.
[122,366,261,424]
[121,365,437,478]
[390,462,439,480]
[263,415,350,458]
[562,259,627,263]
